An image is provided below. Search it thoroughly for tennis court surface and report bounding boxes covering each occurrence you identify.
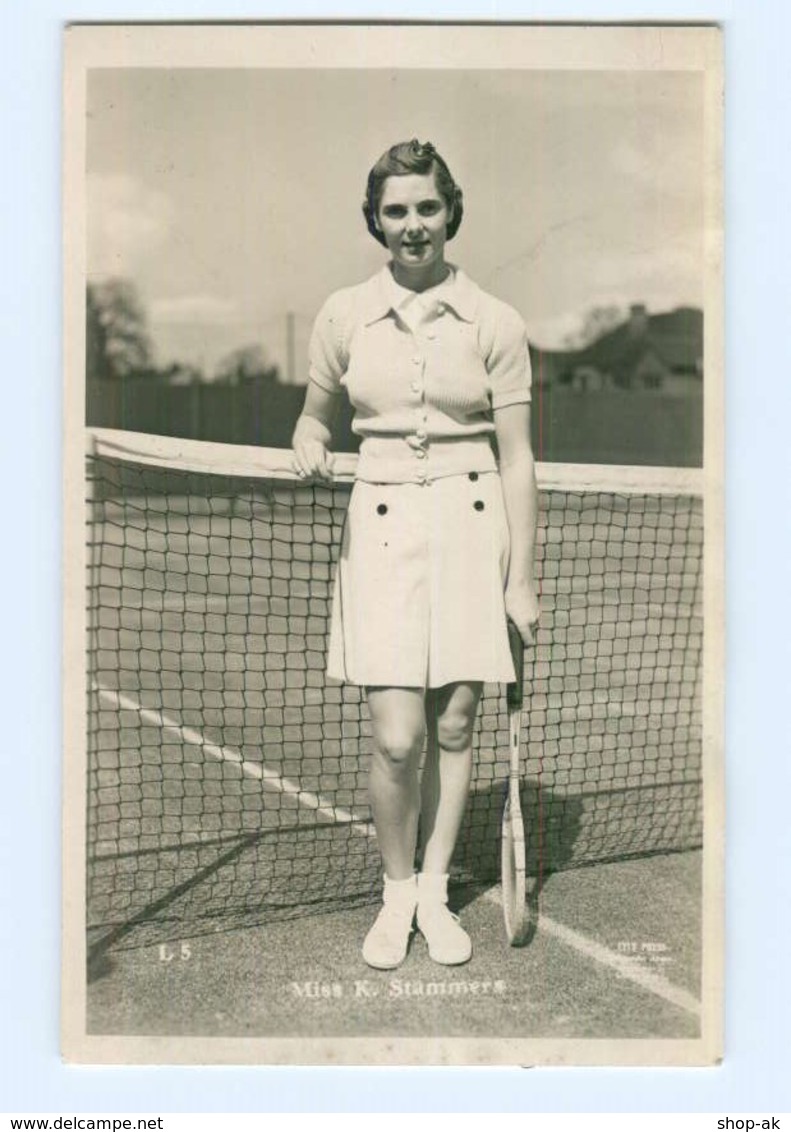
[83,429,704,1044]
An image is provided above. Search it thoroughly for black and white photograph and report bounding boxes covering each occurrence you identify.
[61,23,724,1065]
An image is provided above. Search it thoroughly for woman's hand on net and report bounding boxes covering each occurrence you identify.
[505,581,541,647]
[292,428,334,482]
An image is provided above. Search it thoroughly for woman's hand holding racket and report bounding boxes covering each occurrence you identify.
[505,579,540,647]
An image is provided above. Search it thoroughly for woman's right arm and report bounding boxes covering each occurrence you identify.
[292,381,339,481]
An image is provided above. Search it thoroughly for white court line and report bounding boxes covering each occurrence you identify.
[94,684,372,833]
[95,683,700,1016]
[482,887,701,1017]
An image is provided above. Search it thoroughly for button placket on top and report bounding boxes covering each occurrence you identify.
[396,297,449,482]
[403,321,428,472]
[416,303,444,446]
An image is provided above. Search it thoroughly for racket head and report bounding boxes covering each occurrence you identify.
[501,787,529,945]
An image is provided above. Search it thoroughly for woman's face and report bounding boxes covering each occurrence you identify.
[376,170,452,279]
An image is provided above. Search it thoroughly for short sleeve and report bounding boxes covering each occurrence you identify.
[485,300,532,409]
[308,290,352,394]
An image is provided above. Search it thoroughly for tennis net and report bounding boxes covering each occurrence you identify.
[85,428,704,958]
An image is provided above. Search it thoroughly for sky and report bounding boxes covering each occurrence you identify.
[87,67,705,379]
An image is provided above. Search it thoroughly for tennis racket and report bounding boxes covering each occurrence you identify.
[502,617,529,945]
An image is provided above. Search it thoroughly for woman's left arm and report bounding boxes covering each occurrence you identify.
[494,401,540,645]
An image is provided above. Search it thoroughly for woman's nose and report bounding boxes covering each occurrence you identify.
[405,211,423,234]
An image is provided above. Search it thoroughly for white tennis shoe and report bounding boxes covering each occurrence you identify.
[417,872,472,965]
[362,874,417,969]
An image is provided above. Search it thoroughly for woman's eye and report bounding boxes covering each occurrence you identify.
[381,201,442,220]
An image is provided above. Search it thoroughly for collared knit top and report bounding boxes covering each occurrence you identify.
[308,264,532,484]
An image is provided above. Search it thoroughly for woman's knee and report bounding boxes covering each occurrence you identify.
[374,725,424,769]
[436,708,475,753]
[432,682,481,753]
[367,688,425,772]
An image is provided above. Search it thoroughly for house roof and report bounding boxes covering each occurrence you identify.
[529,306,703,381]
[579,306,703,378]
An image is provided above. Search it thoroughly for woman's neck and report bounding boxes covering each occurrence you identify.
[389,259,450,294]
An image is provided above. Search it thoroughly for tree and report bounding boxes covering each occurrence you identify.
[86,279,153,380]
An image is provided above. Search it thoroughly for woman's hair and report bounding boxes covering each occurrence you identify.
[362,139,464,247]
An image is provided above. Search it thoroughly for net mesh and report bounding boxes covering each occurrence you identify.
[85,430,703,957]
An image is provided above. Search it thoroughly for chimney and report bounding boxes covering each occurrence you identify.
[628,303,648,337]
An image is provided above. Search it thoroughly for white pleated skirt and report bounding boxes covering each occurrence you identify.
[327,471,516,688]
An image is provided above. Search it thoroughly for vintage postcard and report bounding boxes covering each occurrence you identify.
[62,22,724,1065]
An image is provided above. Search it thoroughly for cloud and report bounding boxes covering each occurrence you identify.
[586,234,703,306]
[87,174,173,278]
[524,230,703,349]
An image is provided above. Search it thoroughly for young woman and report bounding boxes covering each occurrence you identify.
[292,139,539,969]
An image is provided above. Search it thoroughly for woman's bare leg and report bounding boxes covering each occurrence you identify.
[366,686,426,880]
[420,681,482,873]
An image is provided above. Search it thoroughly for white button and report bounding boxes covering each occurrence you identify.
[426,331,436,340]
[416,450,426,459]
[410,381,421,394]
[412,355,422,365]
[416,428,427,441]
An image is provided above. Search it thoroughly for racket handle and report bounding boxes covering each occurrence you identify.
[506,617,524,709]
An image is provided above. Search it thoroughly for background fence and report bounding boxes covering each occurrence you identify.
[86,376,703,467]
